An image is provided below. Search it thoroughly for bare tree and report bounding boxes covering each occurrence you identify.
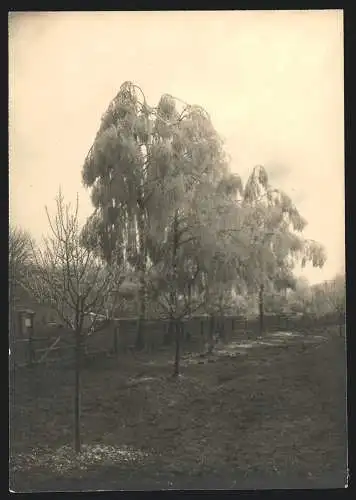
[308,274,346,335]
[24,189,125,453]
[9,226,35,337]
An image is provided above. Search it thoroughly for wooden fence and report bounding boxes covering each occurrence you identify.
[10,312,345,369]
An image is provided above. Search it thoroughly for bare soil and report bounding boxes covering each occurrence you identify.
[9,327,347,491]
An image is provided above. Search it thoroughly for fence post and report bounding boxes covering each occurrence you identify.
[339,312,343,337]
[221,315,225,341]
[28,319,34,367]
[113,322,118,355]
[200,318,204,350]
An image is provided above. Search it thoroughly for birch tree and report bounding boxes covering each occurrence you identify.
[82,81,229,350]
[239,165,326,334]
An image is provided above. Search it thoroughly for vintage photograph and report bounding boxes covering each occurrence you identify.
[9,10,346,491]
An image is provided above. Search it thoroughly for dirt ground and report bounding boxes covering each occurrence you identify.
[9,326,347,491]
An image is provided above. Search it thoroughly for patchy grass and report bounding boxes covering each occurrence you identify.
[9,327,347,491]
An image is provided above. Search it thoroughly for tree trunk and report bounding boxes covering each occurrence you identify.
[219,309,225,342]
[113,323,118,355]
[208,314,215,353]
[259,284,265,336]
[173,319,181,377]
[135,207,147,350]
[74,329,82,453]
[28,318,34,367]
[163,318,173,345]
[187,283,192,316]
[171,211,180,375]
[135,282,145,350]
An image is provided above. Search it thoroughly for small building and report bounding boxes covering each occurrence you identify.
[16,308,36,337]
[10,283,62,338]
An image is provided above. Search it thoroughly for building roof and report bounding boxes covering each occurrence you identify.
[16,308,36,315]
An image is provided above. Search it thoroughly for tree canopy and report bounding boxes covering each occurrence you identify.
[80,81,328,369]
[81,83,327,317]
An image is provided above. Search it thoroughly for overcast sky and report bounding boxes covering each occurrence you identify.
[9,10,344,284]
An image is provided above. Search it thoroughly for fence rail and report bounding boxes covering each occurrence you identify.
[10,312,345,368]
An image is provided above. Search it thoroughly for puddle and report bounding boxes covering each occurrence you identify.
[132,376,157,383]
[224,342,255,349]
[261,338,285,343]
[171,332,327,367]
[270,332,301,338]
[255,340,284,347]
